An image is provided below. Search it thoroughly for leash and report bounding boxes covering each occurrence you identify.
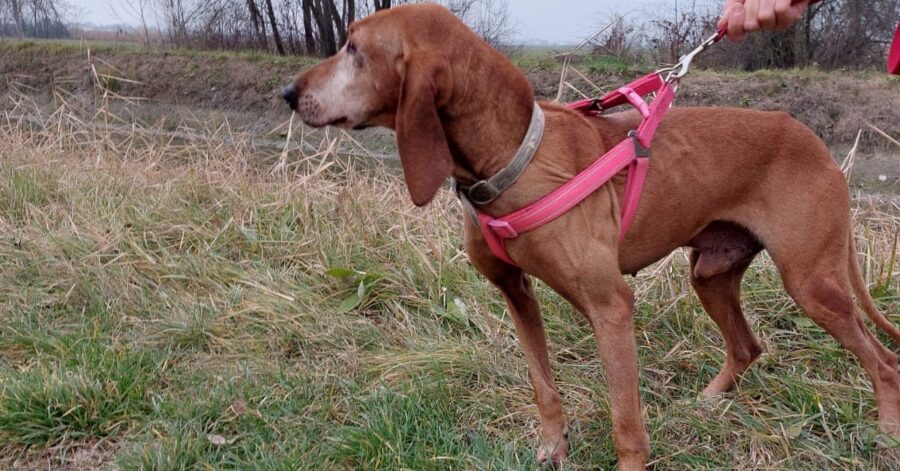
[460,0,831,267]
[660,0,823,83]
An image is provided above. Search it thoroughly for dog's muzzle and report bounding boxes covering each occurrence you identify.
[282,84,298,110]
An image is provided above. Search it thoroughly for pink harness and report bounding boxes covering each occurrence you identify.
[473,73,676,266]
[464,0,893,266]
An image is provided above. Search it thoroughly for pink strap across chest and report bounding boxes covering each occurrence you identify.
[476,73,676,266]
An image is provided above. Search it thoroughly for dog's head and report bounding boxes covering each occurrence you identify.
[284,4,478,206]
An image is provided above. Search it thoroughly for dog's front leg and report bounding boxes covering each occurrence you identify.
[496,269,569,465]
[465,229,569,465]
[536,246,650,470]
[583,280,650,470]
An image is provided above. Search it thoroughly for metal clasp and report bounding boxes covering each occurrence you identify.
[467,180,500,205]
[657,29,726,83]
[628,130,650,158]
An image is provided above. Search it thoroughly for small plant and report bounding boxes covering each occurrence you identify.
[326,267,385,314]
[100,75,122,93]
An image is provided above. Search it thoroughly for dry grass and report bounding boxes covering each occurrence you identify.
[0,51,898,470]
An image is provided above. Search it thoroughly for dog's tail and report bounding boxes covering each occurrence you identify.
[848,231,900,344]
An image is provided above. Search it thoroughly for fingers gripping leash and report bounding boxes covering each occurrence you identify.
[661,0,821,84]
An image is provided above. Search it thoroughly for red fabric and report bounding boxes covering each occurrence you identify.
[474,72,672,267]
[890,22,900,75]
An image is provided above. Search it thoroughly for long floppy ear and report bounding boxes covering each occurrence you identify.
[396,53,454,206]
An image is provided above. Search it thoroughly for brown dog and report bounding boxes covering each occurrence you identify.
[283,4,900,469]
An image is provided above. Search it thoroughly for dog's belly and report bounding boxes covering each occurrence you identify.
[617,219,764,276]
[605,106,836,274]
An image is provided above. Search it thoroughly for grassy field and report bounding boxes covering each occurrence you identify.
[1,46,899,470]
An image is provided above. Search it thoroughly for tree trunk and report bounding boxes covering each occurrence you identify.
[138,0,151,45]
[246,0,268,50]
[264,0,286,54]
[345,0,355,25]
[800,4,820,67]
[301,0,317,55]
[10,0,25,38]
[314,0,338,56]
[328,0,347,45]
[373,0,391,11]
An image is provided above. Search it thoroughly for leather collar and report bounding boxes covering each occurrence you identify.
[455,103,545,206]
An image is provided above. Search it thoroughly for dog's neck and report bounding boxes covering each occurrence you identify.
[441,49,536,184]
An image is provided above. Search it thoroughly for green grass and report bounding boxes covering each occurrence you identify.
[585,56,641,75]
[0,344,162,446]
[0,91,898,470]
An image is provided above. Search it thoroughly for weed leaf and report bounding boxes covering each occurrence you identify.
[326,267,356,278]
[338,292,361,314]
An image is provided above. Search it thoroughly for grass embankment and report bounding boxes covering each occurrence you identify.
[0,74,899,470]
[2,38,900,148]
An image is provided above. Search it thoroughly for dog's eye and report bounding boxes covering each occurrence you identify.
[347,42,357,54]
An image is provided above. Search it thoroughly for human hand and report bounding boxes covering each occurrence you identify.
[717,0,810,42]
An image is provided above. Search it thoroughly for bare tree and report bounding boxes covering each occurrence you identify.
[91,1,510,56]
[806,0,900,68]
[646,0,717,64]
[109,0,157,44]
[593,15,637,62]
[9,0,25,38]
[0,0,72,39]
[301,0,317,54]
[312,0,338,55]
[245,0,267,49]
[635,0,899,71]
[263,0,285,54]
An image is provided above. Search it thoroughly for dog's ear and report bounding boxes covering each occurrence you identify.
[395,53,454,207]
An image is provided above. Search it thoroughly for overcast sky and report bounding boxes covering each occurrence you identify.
[76,1,713,44]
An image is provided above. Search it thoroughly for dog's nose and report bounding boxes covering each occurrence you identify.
[282,84,298,110]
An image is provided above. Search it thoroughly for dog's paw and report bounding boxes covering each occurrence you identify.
[536,428,569,468]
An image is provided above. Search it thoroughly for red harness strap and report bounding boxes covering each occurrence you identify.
[476,73,676,266]
[890,22,900,75]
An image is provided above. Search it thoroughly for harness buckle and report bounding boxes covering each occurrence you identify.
[628,130,651,158]
[488,219,519,239]
[570,98,602,114]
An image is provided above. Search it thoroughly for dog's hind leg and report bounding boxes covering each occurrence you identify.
[689,249,764,396]
[749,163,900,435]
[775,253,900,435]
